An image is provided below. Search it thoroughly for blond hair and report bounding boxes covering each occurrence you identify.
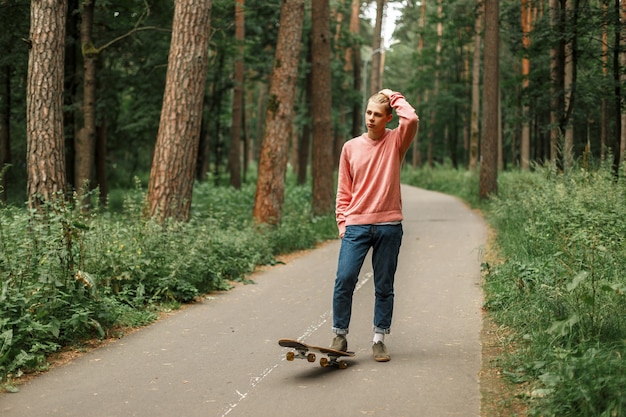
[368,92,392,115]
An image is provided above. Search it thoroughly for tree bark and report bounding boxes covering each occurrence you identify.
[253,0,305,225]
[619,0,625,169]
[563,0,576,172]
[469,0,482,171]
[76,0,97,199]
[549,0,564,163]
[311,0,334,216]
[228,0,244,189]
[0,64,11,202]
[146,0,211,222]
[349,0,362,137]
[520,0,532,170]
[369,0,384,95]
[26,0,68,208]
[479,0,498,199]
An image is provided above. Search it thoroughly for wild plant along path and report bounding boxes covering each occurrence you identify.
[0,185,486,417]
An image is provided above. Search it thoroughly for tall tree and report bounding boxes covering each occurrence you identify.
[76,0,97,198]
[369,0,385,95]
[26,0,68,208]
[520,0,532,169]
[549,0,564,163]
[311,0,334,216]
[0,64,10,203]
[348,0,362,137]
[562,0,577,171]
[253,0,305,225]
[600,0,609,162]
[427,0,443,167]
[619,0,625,168]
[469,0,482,171]
[228,0,245,189]
[479,0,498,198]
[146,0,211,222]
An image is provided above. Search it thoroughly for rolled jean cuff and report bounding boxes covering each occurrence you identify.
[332,327,349,335]
[373,326,390,334]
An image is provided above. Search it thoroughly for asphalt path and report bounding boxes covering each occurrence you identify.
[1,185,487,417]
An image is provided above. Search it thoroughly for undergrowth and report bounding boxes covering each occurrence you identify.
[403,163,626,416]
[0,179,336,389]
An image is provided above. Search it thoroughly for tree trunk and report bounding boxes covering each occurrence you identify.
[0,64,11,202]
[76,0,97,199]
[64,0,80,193]
[479,0,498,199]
[412,0,427,168]
[228,0,244,189]
[369,0,384,95]
[562,0,576,172]
[146,0,211,222]
[549,0,564,163]
[349,0,362,137]
[469,0,482,171]
[520,0,532,170]
[311,0,334,216]
[297,50,312,186]
[253,0,305,225]
[26,0,68,208]
[428,0,443,168]
[600,1,609,162]
[95,121,107,204]
[619,0,625,168]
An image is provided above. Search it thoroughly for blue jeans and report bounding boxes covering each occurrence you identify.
[332,224,403,335]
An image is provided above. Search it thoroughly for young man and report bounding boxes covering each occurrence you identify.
[330,88,419,362]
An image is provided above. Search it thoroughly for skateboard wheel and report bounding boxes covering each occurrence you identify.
[307,353,316,363]
[319,357,329,368]
[338,361,348,369]
[286,352,295,361]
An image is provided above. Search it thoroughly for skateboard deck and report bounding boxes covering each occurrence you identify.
[278,338,355,369]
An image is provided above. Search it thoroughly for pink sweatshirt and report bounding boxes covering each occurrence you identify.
[336,93,419,237]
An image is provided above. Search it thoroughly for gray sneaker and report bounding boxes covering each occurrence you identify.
[372,341,391,362]
[330,335,348,352]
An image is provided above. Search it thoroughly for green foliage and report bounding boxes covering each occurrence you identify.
[403,164,625,416]
[0,181,337,387]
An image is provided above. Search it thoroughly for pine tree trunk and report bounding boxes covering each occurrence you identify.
[146,0,211,222]
[469,0,482,171]
[520,0,532,170]
[616,0,626,166]
[0,64,11,202]
[369,0,384,96]
[253,0,305,225]
[26,0,68,208]
[479,0,498,199]
[76,0,97,198]
[228,0,244,189]
[349,0,362,137]
[549,0,564,163]
[311,0,334,216]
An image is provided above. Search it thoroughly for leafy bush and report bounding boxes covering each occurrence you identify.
[0,179,337,387]
[403,164,626,416]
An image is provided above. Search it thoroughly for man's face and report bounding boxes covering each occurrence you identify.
[365,101,392,137]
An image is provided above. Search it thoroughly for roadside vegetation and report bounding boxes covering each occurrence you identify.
[403,163,625,417]
[0,176,337,391]
[2,164,625,416]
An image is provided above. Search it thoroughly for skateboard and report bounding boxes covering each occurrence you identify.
[278,338,355,369]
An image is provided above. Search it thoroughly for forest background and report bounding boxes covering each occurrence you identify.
[1,0,625,416]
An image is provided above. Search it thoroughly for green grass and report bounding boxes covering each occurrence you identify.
[402,163,626,416]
